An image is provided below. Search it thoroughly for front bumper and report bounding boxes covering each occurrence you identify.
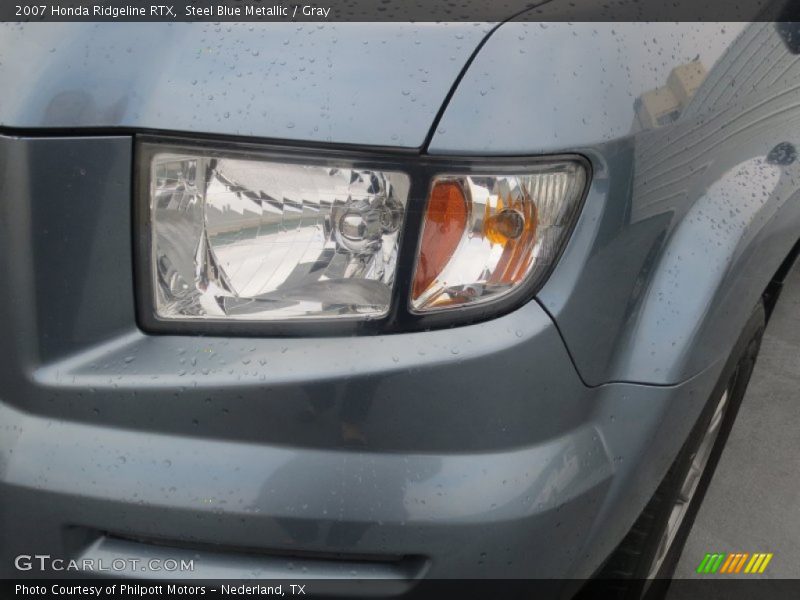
[0,135,720,587]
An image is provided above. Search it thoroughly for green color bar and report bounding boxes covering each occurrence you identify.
[697,554,712,574]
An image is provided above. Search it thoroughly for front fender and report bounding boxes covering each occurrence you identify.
[430,21,800,385]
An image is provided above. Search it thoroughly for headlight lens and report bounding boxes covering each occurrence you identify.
[142,139,587,330]
[410,163,586,312]
[150,150,409,321]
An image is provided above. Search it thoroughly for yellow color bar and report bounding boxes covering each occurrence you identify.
[744,554,759,573]
[758,553,774,574]
[746,554,766,573]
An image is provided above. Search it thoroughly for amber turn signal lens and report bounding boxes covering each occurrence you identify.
[412,180,469,299]
[410,163,586,313]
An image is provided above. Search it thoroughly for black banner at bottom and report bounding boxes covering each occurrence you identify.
[4,579,800,600]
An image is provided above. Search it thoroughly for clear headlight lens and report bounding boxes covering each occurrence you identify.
[150,150,409,321]
[411,162,586,312]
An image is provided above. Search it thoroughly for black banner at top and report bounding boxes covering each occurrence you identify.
[3,0,800,22]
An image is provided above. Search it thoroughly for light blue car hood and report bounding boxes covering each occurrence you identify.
[0,22,493,148]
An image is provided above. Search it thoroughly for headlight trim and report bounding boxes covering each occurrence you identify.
[134,134,591,337]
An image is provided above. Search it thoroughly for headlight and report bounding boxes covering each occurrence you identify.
[411,163,586,312]
[147,146,409,321]
[138,137,588,332]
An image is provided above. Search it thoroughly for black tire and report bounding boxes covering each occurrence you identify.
[583,301,767,600]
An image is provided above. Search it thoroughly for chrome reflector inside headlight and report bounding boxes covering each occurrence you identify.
[149,150,409,321]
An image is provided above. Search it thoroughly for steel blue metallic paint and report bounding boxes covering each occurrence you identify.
[0,19,798,590]
[0,22,493,148]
